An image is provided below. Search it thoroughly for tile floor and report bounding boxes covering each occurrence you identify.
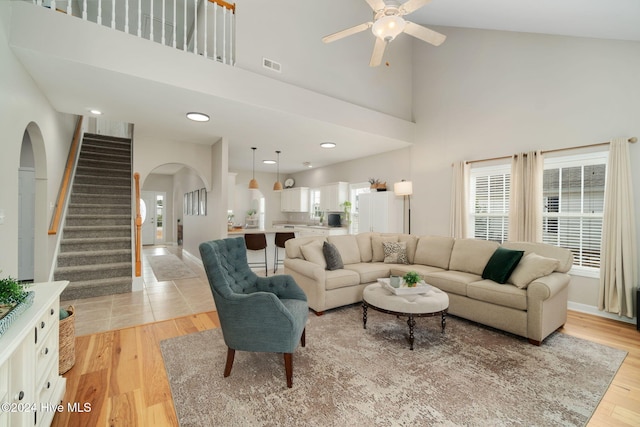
[66,245,217,336]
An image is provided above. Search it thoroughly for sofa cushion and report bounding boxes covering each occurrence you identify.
[425,270,482,296]
[468,280,528,310]
[285,235,326,259]
[414,236,455,269]
[328,235,361,265]
[372,236,398,262]
[482,247,524,284]
[383,241,408,264]
[449,239,500,275]
[356,232,378,262]
[507,253,560,289]
[299,240,326,268]
[344,263,392,284]
[398,235,418,264]
[323,242,344,271]
[390,264,445,278]
[325,269,361,291]
[502,241,573,273]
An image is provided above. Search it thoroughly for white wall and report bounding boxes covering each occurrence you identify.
[235,0,413,120]
[0,3,75,280]
[410,26,640,316]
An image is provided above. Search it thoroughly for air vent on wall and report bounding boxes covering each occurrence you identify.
[262,57,282,73]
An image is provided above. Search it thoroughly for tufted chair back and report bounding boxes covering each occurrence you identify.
[200,237,259,297]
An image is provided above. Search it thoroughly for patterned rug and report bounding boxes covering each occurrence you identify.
[160,305,626,427]
[147,254,196,281]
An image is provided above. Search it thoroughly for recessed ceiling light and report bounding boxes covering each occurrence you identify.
[186,112,210,122]
[303,161,313,168]
[320,142,336,148]
[263,160,276,164]
[89,109,102,115]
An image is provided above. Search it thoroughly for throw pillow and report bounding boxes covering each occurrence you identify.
[300,241,327,269]
[508,253,560,289]
[383,241,408,264]
[482,247,525,284]
[323,242,344,271]
[372,236,398,262]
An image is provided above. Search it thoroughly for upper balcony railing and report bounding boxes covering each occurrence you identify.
[31,0,235,65]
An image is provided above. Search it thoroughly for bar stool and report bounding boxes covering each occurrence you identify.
[244,233,268,276]
[274,232,296,274]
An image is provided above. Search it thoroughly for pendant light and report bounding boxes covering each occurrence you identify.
[248,147,259,189]
[273,150,283,191]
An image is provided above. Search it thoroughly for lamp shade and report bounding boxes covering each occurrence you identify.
[372,15,406,41]
[394,180,413,196]
[248,147,259,189]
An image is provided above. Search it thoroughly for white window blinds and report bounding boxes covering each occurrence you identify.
[470,165,510,243]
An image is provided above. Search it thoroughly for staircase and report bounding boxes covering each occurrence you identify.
[55,133,133,301]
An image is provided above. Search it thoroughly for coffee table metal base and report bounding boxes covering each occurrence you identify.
[362,301,447,350]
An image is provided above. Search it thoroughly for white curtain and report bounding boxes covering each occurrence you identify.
[508,151,543,242]
[450,161,469,238]
[598,138,638,317]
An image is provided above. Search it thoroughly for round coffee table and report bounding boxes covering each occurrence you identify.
[362,281,449,350]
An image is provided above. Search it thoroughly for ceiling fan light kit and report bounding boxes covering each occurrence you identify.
[322,0,446,67]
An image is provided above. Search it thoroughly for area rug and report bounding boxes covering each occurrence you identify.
[147,254,196,281]
[160,305,626,427]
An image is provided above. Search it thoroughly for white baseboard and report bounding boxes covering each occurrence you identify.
[567,301,636,325]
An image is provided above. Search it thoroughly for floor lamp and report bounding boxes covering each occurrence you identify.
[394,180,413,234]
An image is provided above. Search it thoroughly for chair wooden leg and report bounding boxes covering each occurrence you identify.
[224,347,235,377]
[264,251,268,276]
[301,328,306,347]
[284,353,293,388]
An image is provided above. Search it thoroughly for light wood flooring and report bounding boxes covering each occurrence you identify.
[50,309,639,427]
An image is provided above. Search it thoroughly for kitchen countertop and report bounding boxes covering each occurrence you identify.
[227,225,348,235]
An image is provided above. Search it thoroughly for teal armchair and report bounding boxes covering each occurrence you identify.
[199,237,308,388]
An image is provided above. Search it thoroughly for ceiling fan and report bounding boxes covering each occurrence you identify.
[322,0,446,67]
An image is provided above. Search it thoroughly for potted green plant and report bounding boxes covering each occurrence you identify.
[341,201,352,225]
[0,274,28,310]
[402,271,421,288]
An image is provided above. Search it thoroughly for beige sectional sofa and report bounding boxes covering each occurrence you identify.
[283,232,573,345]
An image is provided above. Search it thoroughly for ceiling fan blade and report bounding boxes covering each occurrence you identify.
[322,22,372,44]
[369,37,387,67]
[399,0,432,15]
[404,21,446,46]
[365,0,386,12]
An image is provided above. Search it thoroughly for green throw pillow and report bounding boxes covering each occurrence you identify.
[482,247,525,284]
[323,242,344,271]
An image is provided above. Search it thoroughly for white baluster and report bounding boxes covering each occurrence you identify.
[150,0,154,41]
[229,8,234,65]
[97,0,102,25]
[125,0,129,33]
[222,7,227,64]
[183,0,187,51]
[137,0,141,37]
[83,0,87,20]
[112,0,116,29]
[203,0,207,58]
[193,0,197,54]
[161,0,165,45]
[213,5,217,61]
[172,0,176,47]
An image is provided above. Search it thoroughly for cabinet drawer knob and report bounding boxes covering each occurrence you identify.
[43,347,49,355]
[16,391,24,401]
[40,321,45,329]
[46,381,51,390]
[50,308,55,316]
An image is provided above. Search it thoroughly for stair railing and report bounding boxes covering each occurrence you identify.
[32,0,236,66]
[49,116,83,235]
[134,172,142,277]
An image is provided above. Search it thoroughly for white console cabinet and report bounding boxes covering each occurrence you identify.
[0,281,68,427]
[358,191,404,233]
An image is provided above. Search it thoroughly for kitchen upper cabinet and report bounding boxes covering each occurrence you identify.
[358,191,404,233]
[319,182,348,212]
[281,187,309,212]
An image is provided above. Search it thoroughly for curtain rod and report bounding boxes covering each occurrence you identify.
[464,137,637,165]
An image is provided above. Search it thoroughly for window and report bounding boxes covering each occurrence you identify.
[349,183,371,234]
[470,165,510,243]
[309,188,321,219]
[543,152,607,275]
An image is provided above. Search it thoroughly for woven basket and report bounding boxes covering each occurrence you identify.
[59,305,76,375]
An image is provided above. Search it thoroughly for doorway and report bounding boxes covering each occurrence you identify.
[141,191,166,245]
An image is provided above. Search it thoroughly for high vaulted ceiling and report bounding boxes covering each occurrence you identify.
[9,0,640,176]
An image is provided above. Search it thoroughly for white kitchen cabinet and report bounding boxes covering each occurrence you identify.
[281,187,309,212]
[0,281,68,427]
[319,182,348,212]
[358,191,404,233]
[295,227,348,237]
